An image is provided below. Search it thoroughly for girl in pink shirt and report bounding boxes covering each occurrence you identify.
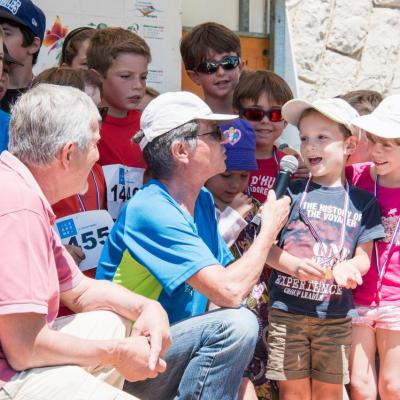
[347,94,400,400]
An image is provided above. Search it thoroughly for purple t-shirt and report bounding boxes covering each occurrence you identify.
[269,179,384,319]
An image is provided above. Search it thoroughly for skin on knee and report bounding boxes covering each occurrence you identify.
[349,325,377,400]
[377,329,400,400]
[311,380,343,400]
[278,378,311,400]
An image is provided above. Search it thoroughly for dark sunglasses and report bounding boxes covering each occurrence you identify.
[197,126,225,142]
[239,106,283,122]
[98,106,108,122]
[196,56,240,75]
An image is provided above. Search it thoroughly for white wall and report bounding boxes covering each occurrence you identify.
[182,0,267,33]
[33,0,182,93]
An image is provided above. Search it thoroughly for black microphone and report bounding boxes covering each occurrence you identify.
[250,155,299,230]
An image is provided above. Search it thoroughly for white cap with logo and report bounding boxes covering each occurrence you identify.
[282,98,360,136]
[139,91,238,149]
[351,94,400,139]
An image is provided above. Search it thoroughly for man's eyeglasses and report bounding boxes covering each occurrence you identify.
[197,126,226,142]
[98,106,108,122]
[195,56,240,75]
[240,106,283,123]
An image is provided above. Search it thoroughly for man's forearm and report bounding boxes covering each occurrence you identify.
[222,225,277,300]
[62,277,152,322]
[0,314,119,372]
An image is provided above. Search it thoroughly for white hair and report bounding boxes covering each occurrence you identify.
[9,83,100,166]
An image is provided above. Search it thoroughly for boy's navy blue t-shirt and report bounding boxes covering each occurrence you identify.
[269,179,384,319]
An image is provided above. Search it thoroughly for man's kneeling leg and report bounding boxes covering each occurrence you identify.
[124,307,258,400]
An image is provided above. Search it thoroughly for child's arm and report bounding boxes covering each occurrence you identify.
[331,241,373,289]
[266,244,325,280]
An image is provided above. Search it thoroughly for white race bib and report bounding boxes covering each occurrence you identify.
[103,164,144,219]
[55,210,114,272]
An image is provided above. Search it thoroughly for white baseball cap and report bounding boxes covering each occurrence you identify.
[282,98,360,136]
[139,91,238,149]
[351,94,400,139]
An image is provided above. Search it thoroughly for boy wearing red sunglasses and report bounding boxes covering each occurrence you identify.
[233,69,294,203]
[180,22,244,114]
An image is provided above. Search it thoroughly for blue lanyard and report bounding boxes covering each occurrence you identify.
[76,170,100,212]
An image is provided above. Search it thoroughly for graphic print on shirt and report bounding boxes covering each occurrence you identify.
[276,202,362,303]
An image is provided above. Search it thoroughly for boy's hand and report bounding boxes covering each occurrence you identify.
[332,262,363,289]
[293,157,310,180]
[295,258,325,281]
[230,192,253,219]
[65,244,85,265]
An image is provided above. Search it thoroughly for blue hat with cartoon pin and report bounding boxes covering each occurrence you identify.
[220,118,258,171]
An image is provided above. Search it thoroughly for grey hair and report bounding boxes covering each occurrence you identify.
[136,121,198,179]
[9,83,100,166]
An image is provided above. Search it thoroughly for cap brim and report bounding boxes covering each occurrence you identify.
[283,99,357,135]
[0,10,27,28]
[282,99,314,127]
[197,113,239,122]
[351,114,400,139]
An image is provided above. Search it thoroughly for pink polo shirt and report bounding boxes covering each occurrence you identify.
[347,162,400,306]
[0,151,83,387]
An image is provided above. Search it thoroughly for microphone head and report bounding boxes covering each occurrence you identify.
[279,155,299,174]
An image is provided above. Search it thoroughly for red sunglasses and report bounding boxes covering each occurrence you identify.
[240,106,283,122]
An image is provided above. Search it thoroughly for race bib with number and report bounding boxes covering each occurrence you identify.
[55,210,114,272]
[103,164,144,219]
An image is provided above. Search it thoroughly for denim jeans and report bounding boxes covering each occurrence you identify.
[124,307,259,400]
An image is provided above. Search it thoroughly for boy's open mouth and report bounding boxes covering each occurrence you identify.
[308,157,322,166]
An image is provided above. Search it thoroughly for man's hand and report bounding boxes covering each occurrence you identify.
[295,258,325,281]
[230,192,253,219]
[259,189,291,239]
[332,262,363,289]
[114,336,166,382]
[130,300,172,371]
[65,244,85,265]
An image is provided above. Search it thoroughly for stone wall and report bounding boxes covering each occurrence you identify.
[287,0,400,100]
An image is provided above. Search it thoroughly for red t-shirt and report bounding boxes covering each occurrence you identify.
[347,162,400,306]
[98,110,146,168]
[248,149,285,203]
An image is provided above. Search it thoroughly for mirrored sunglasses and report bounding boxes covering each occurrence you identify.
[196,56,240,75]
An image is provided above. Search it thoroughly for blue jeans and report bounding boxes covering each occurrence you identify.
[124,307,259,399]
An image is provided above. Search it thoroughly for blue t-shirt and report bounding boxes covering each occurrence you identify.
[97,179,234,323]
[0,109,10,153]
[269,180,384,319]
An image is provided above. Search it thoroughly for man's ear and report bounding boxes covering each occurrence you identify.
[345,136,358,155]
[185,70,202,87]
[59,142,74,168]
[27,37,41,56]
[171,140,191,165]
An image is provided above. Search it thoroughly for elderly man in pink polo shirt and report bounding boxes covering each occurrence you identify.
[0,84,171,400]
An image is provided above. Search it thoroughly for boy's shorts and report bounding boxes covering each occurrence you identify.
[353,305,400,331]
[266,308,352,384]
